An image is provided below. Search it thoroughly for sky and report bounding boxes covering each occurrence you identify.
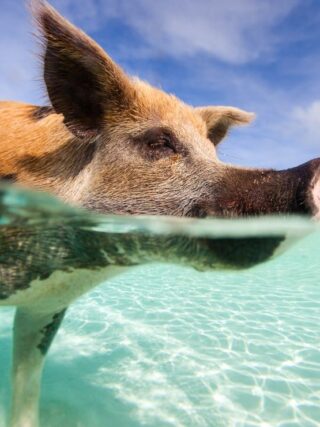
[1,0,320,169]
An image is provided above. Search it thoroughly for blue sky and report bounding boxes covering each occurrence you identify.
[1,0,320,168]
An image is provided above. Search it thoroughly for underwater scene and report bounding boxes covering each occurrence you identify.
[0,186,319,427]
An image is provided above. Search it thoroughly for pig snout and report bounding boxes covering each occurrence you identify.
[310,160,320,219]
[199,159,320,270]
[211,158,320,217]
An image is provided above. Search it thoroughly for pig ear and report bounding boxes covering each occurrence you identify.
[32,1,134,139]
[195,106,255,146]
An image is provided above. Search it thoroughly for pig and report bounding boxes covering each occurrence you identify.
[0,1,319,426]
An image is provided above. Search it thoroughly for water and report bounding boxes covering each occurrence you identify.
[0,186,319,426]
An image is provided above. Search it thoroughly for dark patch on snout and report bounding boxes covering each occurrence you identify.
[31,106,54,121]
[18,138,97,180]
[211,159,320,218]
[206,236,284,269]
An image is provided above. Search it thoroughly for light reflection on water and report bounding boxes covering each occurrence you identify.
[0,186,319,426]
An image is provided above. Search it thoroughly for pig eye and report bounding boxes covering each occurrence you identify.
[148,134,176,156]
[132,127,179,161]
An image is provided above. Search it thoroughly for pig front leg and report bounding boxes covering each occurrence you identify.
[9,306,66,427]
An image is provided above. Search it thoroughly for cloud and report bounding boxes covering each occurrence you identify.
[117,0,300,64]
[0,0,306,103]
[292,101,320,147]
[0,0,319,169]
[51,0,300,64]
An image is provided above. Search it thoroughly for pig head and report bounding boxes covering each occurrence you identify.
[0,1,319,220]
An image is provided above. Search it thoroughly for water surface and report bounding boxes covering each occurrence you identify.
[0,187,319,426]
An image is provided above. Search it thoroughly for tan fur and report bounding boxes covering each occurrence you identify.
[0,1,254,215]
[0,101,69,170]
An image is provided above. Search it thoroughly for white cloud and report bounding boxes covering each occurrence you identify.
[0,0,318,169]
[49,0,300,64]
[52,0,116,31]
[292,101,320,146]
[0,0,302,104]
[116,0,299,64]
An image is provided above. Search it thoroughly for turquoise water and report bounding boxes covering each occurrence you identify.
[0,187,319,426]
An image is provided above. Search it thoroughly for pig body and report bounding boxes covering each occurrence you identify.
[0,2,320,427]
